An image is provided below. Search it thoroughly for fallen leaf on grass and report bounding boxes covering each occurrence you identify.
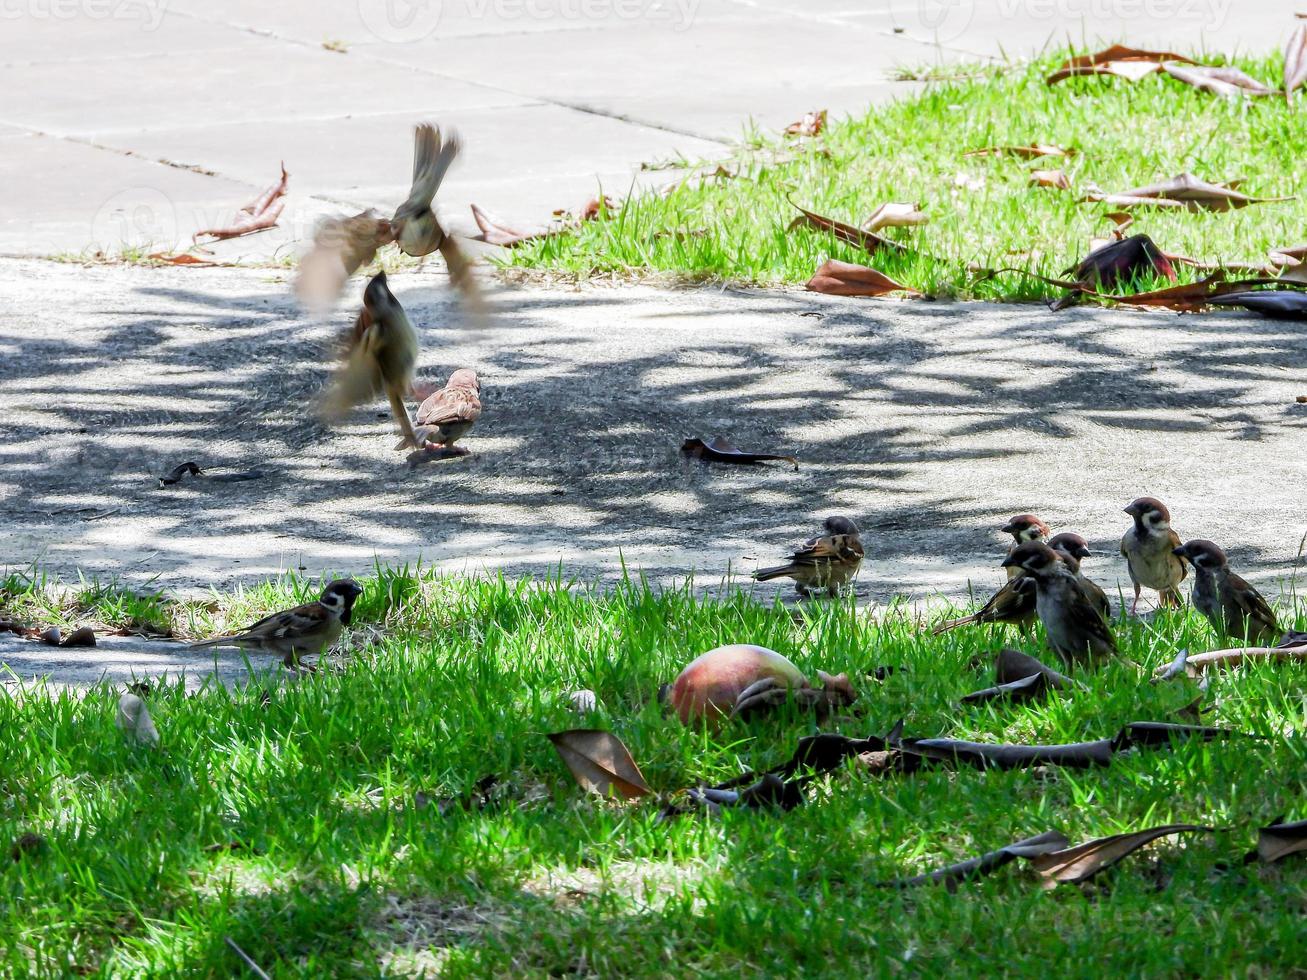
[194,163,288,241]
[1249,817,1307,863]
[1047,45,1192,84]
[965,143,1075,159]
[787,203,907,256]
[148,251,219,266]
[1288,21,1307,101]
[1156,641,1307,673]
[1209,290,1307,319]
[1041,233,1176,307]
[995,648,1080,688]
[1109,275,1294,312]
[1029,824,1214,885]
[805,259,921,298]
[681,437,798,470]
[1083,173,1290,211]
[1109,721,1252,751]
[684,773,805,817]
[784,109,826,137]
[879,830,1070,890]
[39,625,96,648]
[116,693,160,747]
[895,734,1116,769]
[863,202,927,232]
[469,203,560,247]
[547,729,651,800]
[1030,169,1071,190]
[1163,62,1277,97]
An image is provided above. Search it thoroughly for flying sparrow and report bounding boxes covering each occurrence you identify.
[295,124,481,315]
[1172,539,1279,645]
[400,368,482,452]
[1002,542,1117,668]
[189,579,364,669]
[1002,514,1050,580]
[753,516,864,597]
[1120,496,1187,615]
[1047,531,1111,620]
[321,271,421,448]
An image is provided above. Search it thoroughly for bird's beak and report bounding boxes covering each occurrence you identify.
[1000,523,1018,535]
[1000,556,1019,568]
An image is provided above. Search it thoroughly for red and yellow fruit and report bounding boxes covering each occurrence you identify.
[669,644,807,725]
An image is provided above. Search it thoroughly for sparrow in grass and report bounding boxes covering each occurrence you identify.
[1047,531,1111,620]
[1002,542,1117,668]
[753,517,864,597]
[1120,497,1186,615]
[1002,514,1049,580]
[1172,539,1279,645]
[400,368,481,451]
[321,272,421,448]
[188,579,364,669]
[296,124,481,314]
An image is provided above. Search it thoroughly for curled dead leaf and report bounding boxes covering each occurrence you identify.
[469,203,560,247]
[1250,817,1307,863]
[784,109,826,138]
[788,203,906,256]
[1162,62,1276,97]
[965,143,1075,159]
[1030,169,1071,190]
[547,729,651,800]
[1047,45,1193,84]
[194,163,288,241]
[1083,173,1290,212]
[862,202,927,232]
[805,259,921,298]
[1029,824,1214,885]
[681,436,798,470]
[879,830,1070,891]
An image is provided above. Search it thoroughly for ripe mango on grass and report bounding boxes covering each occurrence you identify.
[670,644,807,725]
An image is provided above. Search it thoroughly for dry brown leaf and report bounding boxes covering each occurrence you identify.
[1029,824,1213,884]
[1252,818,1307,863]
[1030,169,1071,190]
[880,831,1070,890]
[547,729,651,800]
[469,204,559,247]
[195,163,288,240]
[1159,642,1307,673]
[788,204,906,256]
[148,251,219,266]
[964,143,1075,159]
[805,259,921,298]
[1288,21,1307,101]
[1083,173,1291,212]
[1162,62,1277,97]
[784,109,826,138]
[1048,45,1192,85]
[863,202,927,232]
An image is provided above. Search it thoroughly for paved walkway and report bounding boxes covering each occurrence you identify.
[0,1,1292,258]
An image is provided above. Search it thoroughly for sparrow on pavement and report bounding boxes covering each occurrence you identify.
[1047,531,1111,619]
[399,368,482,451]
[753,517,864,597]
[1120,496,1187,615]
[1172,539,1279,645]
[1003,514,1050,579]
[321,271,421,448]
[189,579,364,669]
[1002,542,1117,668]
[295,124,481,314]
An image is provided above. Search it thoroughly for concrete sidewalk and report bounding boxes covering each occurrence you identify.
[0,0,1291,259]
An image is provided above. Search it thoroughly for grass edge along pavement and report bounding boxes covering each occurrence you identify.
[3,565,1307,975]
[501,48,1307,307]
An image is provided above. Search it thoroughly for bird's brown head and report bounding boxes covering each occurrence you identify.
[1048,532,1092,562]
[1001,541,1060,576]
[362,271,400,316]
[321,579,365,625]
[1124,496,1171,529]
[1002,514,1049,543]
[448,368,480,391]
[1173,538,1227,572]
[822,516,860,537]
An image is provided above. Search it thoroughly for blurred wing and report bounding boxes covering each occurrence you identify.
[320,314,384,421]
[396,125,460,220]
[438,233,487,326]
[789,534,861,568]
[296,212,393,311]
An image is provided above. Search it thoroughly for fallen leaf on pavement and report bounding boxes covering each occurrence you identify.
[788,203,907,255]
[469,204,559,247]
[805,259,921,298]
[879,830,1070,890]
[1029,824,1214,884]
[116,693,160,748]
[547,729,651,800]
[681,436,799,470]
[965,143,1075,158]
[1209,290,1307,319]
[1083,173,1290,211]
[148,251,219,266]
[784,109,826,137]
[1108,275,1292,312]
[1163,62,1277,97]
[158,461,203,488]
[1030,169,1071,190]
[194,163,288,240]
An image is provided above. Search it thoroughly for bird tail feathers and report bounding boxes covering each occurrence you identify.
[753,565,796,582]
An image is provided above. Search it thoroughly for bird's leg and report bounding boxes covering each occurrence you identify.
[1129,584,1142,617]
[387,386,419,449]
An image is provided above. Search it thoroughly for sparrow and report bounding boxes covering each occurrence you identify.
[1120,496,1187,615]
[295,124,481,314]
[1002,542,1117,668]
[1047,531,1111,620]
[189,579,364,669]
[321,271,421,448]
[1002,514,1050,580]
[400,368,482,451]
[1172,539,1279,645]
[753,516,864,597]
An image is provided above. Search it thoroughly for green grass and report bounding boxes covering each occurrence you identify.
[504,50,1307,301]
[3,566,1307,977]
